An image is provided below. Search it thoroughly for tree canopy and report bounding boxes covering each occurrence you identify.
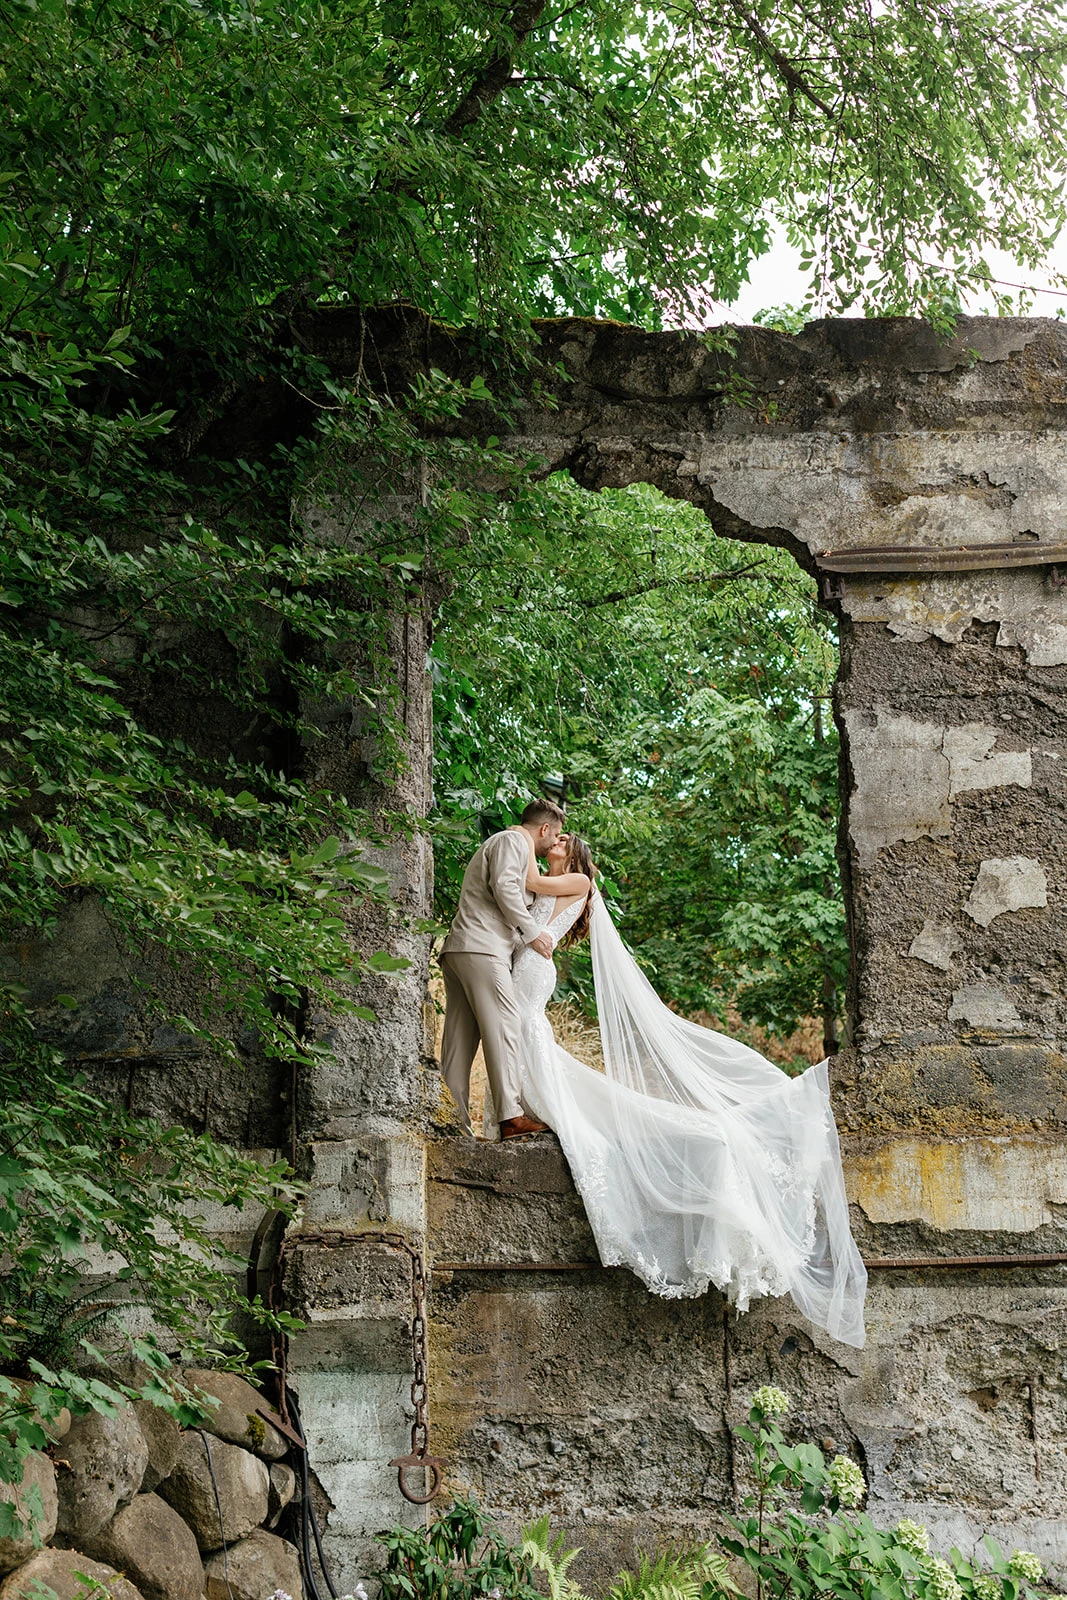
[431,476,845,1052]
[4,0,1066,350]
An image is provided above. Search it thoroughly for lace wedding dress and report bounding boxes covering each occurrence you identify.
[493,892,866,1349]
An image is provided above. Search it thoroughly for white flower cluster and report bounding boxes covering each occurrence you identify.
[926,1557,963,1600]
[750,1385,790,1417]
[267,1588,368,1600]
[973,1574,1003,1600]
[827,1454,866,1508]
[895,1519,931,1557]
[1009,1551,1044,1585]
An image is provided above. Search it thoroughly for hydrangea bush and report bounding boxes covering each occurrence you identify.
[298,1397,1050,1600]
[722,1390,1048,1600]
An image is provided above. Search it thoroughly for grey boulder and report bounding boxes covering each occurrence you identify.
[267,1461,296,1529]
[182,1369,288,1461]
[159,1431,269,1551]
[0,1547,144,1599]
[203,1527,303,1600]
[85,1492,203,1600]
[54,1403,148,1545]
[131,1399,182,1493]
[0,1451,58,1574]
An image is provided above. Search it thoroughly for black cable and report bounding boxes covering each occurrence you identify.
[285,1383,339,1600]
[196,1430,235,1600]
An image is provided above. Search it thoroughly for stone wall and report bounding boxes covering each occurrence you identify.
[0,1369,302,1600]
[9,311,1067,1591]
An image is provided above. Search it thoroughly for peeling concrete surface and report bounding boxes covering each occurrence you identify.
[944,726,1033,798]
[963,858,1049,928]
[948,984,1025,1031]
[906,921,961,972]
[842,570,1067,667]
[843,710,953,863]
[844,714,1038,865]
[847,1136,1067,1232]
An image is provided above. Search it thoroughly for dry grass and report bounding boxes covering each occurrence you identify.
[429,961,824,1135]
[686,1006,826,1071]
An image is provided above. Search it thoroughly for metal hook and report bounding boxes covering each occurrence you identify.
[390,1450,445,1504]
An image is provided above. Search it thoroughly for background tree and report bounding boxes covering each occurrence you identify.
[431,477,844,1055]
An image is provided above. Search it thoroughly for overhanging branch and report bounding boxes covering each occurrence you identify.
[443,0,550,136]
[494,563,769,613]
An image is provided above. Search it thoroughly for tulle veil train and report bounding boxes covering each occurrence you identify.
[520,893,866,1348]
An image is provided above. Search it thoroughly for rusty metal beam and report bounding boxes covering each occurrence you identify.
[433,1260,599,1272]
[864,1251,1067,1271]
[432,1252,1067,1274]
[814,540,1067,575]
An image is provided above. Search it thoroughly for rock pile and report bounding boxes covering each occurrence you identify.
[0,1369,303,1600]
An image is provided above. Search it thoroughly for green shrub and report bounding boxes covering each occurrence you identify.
[722,1389,1048,1600]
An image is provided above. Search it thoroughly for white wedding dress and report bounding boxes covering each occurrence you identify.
[493,892,866,1348]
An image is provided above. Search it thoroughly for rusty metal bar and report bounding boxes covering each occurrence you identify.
[434,1252,1067,1274]
[433,1260,600,1272]
[864,1251,1067,1271]
[814,540,1067,575]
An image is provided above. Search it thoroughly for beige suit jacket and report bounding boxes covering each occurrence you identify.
[440,829,539,958]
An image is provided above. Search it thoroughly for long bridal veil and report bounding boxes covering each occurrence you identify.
[585,895,866,1347]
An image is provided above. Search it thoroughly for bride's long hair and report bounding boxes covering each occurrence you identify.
[560,835,597,948]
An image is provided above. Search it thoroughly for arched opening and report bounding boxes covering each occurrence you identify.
[430,475,848,1070]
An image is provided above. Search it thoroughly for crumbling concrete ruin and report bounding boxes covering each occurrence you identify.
[9,312,1067,1590]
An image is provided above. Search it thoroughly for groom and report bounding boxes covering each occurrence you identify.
[439,799,565,1139]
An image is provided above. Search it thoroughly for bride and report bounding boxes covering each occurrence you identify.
[487,827,866,1349]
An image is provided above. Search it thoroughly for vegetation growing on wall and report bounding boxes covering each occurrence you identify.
[372,1397,1052,1600]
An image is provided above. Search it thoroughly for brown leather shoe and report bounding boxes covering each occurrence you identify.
[500,1115,550,1140]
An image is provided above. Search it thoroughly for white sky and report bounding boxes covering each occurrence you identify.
[720,230,1067,325]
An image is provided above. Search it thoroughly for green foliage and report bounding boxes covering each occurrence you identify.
[432,477,845,1038]
[523,1515,589,1600]
[375,1497,544,1600]
[0,331,418,1059]
[3,0,1065,345]
[523,1514,735,1600]
[723,1392,1049,1600]
[0,998,302,1527]
[375,1499,734,1600]
[753,307,810,336]
[606,1545,736,1600]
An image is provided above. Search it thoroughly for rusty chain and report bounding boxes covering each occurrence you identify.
[264,1225,445,1506]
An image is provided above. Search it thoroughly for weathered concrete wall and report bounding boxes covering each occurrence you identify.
[368,311,1067,1589]
[283,483,440,1585]
[14,310,1067,1587]
[428,1139,1067,1591]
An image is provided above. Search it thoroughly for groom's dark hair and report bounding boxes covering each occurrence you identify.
[520,798,566,827]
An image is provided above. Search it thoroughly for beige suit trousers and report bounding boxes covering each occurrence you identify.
[439,951,524,1127]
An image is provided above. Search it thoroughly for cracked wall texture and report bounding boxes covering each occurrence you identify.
[10,310,1067,1583]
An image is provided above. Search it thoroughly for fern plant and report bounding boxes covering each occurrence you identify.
[522,1515,589,1600]
[521,1514,736,1600]
[608,1545,736,1600]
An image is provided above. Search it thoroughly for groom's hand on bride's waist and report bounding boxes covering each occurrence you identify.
[529,933,553,959]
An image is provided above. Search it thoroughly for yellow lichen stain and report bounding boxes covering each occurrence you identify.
[846,1135,1067,1232]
